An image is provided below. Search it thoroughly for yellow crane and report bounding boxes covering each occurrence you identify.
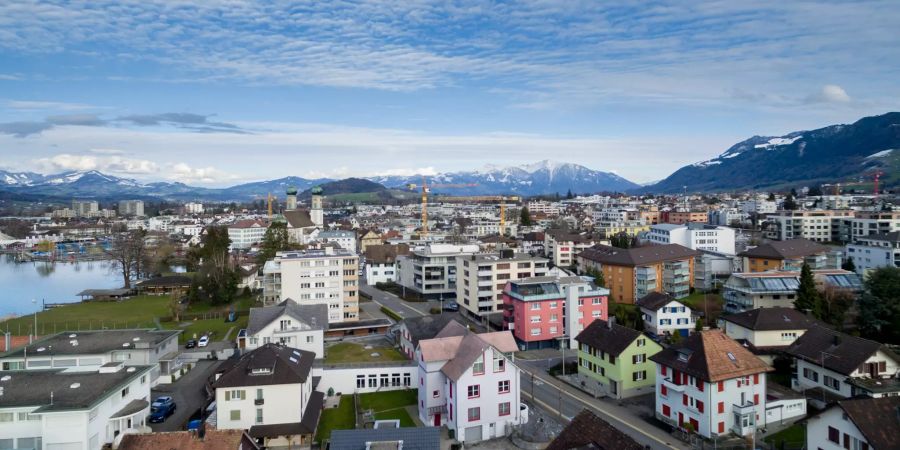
[434,195,522,235]
[412,179,479,237]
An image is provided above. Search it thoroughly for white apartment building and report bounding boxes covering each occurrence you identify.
[228,219,268,250]
[72,200,99,217]
[456,250,548,316]
[0,363,154,450]
[317,230,357,252]
[468,219,517,238]
[849,211,900,240]
[635,292,695,337]
[184,202,204,214]
[118,200,145,217]
[544,230,594,267]
[396,244,480,299]
[261,249,359,322]
[214,344,322,449]
[525,201,560,216]
[645,223,736,255]
[708,208,745,226]
[807,397,898,450]
[766,210,854,242]
[651,330,772,439]
[416,328,526,444]
[845,231,900,274]
[240,300,327,359]
[740,199,777,215]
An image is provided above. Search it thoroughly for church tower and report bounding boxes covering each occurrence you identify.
[285,186,298,210]
[310,186,324,227]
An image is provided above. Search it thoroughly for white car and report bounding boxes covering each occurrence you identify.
[198,335,209,347]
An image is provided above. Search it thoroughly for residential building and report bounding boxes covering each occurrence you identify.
[72,200,99,217]
[457,250,549,317]
[576,319,662,399]
[184,202,204,214]
[228,219,268,250]
[651,330,772,438]
[708,208,745,227]
[594,222,650,239]
[396,244,480,300]
[0,363,154,450]
[636,292,695,338]
[213,344,323,449]
[398,314,467,359]
[719,307,819,364]
[261,249,359,322]
[240,299,327,358]
[119,429,259,450]
[526,201,561,216]
[416,328,526,443]
[806,397,900,450]
[849,211,900,240]
[318,230,357,252]
[502,276,608,350]
[577,244,700,304]
[722,269,861,314]
[785,326,900,402]
[358,230,383,254]
[765,210,854,242]
[329,427,441,450]
[740,199,777,215]
[519,231,545,255]
[545,409,645,450]
[645,223,736,255]
[544,230,595,268]
[738,238,837,272]
[363,244,410,285]
[845,231,900,275]
[118,200,145,217]
[662,210,709,225]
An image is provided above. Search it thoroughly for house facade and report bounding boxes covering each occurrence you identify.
[577,244,699,304]
[636,292,695,337]
[576,319,662,399]
[807,397,900,450]
[719,307,817,364]
[261,248,359,322]
[456,251,549,317]
[240,300,327,358]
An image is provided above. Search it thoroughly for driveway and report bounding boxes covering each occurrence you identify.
[149,359,223,432]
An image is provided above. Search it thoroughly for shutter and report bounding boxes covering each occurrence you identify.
[718,402,724,414]
[697,400,704,413]
[661,385,668,396]
[225,391,231,401]
[718,422,724,434]
[753,374,759,384]
[718,381,724,392]
[754,394,759,405]
[844,433,850,449]
[683,394,688,406]
[879,361,887,372]
[661,366,667,376]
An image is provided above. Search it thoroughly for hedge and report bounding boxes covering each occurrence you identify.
[380,306,403,321]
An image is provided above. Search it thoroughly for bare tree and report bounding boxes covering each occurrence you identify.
[106,229,147,289]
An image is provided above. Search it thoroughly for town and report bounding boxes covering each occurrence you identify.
[0,180,897,450]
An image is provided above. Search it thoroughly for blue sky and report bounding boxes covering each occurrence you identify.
[0,1,897,185]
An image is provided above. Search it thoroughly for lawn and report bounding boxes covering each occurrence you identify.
[0,295,170,335]
[160,316,249,344]
[358,389,417,411]
[324,342,407,364]
[764,423,805,447]
[316,395,356,443]
[373,408,416,427]
[680,291,724,323]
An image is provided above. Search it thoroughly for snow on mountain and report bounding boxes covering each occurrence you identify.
[754,135,803,150]
[866,149,894,159]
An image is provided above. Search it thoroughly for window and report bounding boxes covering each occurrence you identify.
[256,388,264,400]
[499,380,510,394]
[473,355,485,374]
[803,368,819,382]
[592,298,601,305]
[530,316,540,323]
[636,338,646,347]
[225,390,245,401]
[660,385,667,396]
[824,375,841,390]
[550,314,558,322]
[530,328,541,336]
[121,386,130,398]
[549,326,558,334]
[404,374,411,386]
[530,303,541,310]
[230,410,241,421]
[433,390,440,398]
[828,426,839,444]
[718,402,725,414]
[256,408,263,424]
[549,301,557,308]
[0,413,12,423]
[499,402,511,416]
[632,354,646,364]
[468,385,480,398]
[493,353,505,372]
[357,375,365,389]
[633,370,647,381]
[468,407,480,422]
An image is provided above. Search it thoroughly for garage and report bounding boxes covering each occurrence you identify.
[464,425,482,443]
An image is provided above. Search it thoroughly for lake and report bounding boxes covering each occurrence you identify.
[0,255,123,316]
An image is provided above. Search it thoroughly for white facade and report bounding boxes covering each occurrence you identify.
[365,261,398,285]
[262,249,359,322]
[526,201,560,216]
[793,349,900,399]
[318,230,357,253]
[228,220,268,250]
[216,381,312,437]
[543,233,593,267]
[118,200,145,217]
[397,244,480,299]
[740,200,777,215]
[184,202,205,214]
[807,405,871,450]
[456,253,549,316]
[845,234,900,275]
[312,364,416,396]
[640,300,694,336]
[244,314,324,359]
[645,224,736,255]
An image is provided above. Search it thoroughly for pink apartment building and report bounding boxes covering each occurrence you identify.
[502,276,609,350]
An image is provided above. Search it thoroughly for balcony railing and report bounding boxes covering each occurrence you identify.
[427,404,447,415]
[255,398,265,406]
[732,402,755,415]
[661,377,686,393]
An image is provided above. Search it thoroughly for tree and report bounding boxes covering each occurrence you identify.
[857,267,900,342]
[566,189,574,199]
[783,194,798,210]
[257,221,292,264]
[793,263,822,318]
[610,232,631,249]
[820,286,853,330]
[767,192,776,201]
[519,207,533,226]
[585,266,605,287]
[841,257,856,272]
[808,185,823,196]
[190,226,239,305]
[105,229,148,289]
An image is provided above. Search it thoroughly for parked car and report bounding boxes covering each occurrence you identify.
[149,396,176,423]
[198,335,209,347]
[185,339,197,349]
[442,301,459,312]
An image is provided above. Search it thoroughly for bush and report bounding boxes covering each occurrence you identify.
[380,306,403,321]
[429,307,441,314]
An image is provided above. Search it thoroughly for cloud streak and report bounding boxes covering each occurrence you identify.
[0,111,247,137]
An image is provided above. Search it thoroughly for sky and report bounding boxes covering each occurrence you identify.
[0,1,898,186]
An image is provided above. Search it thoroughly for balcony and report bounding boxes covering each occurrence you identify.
[427,404,447,415]
[732,402,755,415]
[660,377,686,393]
[255,398,265,406]
[477,270,492,277]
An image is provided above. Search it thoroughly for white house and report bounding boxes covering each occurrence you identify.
[397,314,467,359]
[806,396,899,450]
[845,231,900,275]
[213,344,323,449]
[645,223,736,255]
[635,292,695,337]
[239,300,327,359]
[228,219,268,250]
[363,244,410,286]
[0,363,154,450]
[719,307,818,364]
[416,327,527,444]
[650,330,772,439]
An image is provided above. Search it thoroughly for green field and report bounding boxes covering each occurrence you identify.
[316,396,356,443]
[764,423,805,448]
[324,342,407,364]
[360,390,418,427]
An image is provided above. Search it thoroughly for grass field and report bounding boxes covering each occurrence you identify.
[764,423,805,447]
[324,342,407,364]
[0,295,170,335]
[360,390,418,427]
[316,395,356,443]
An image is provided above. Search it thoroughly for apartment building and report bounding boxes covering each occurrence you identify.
[416,328,525,444]
[738,238,836,272]
[526,200,561,216]
[457,250,548,316]
[261,249,359,322]
[72,200,99,217]
[228,219,268,250]
[118,200,145,217]
[578,244,699,304]
[722,269,861,314]
[184,202,204,214]
[544,230,594,268]
[845,231,900,274]
[317,230,357,252]
[636,292,695,337]
[576,319,662,399]
[849,211,900,240]
[651,330,772,438]
[807,397,899,450]
[397,244,480,300]
[501,276,608,350]
[363,244,410,285]
[708,208,745,226]
[0,363,154,450]
[645,223,736,255]
[240,300,327,358]
[214,344,322,448]
[662,210,709,225]
[595,222,650,239]
[765,210,854,242]
[740,198,777,215]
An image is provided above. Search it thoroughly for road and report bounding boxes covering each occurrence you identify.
[150,359,223,432]
[359,283,434,318]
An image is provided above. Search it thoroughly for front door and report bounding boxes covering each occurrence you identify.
[434,413,441,426]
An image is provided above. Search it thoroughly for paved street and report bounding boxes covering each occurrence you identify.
[150,359,223,432]
[359,283,434,318]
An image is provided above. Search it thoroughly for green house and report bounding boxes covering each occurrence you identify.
[575,319,662,399]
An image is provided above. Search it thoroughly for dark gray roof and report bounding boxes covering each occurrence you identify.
[785,325,897,375]
[1,329,181,358]
[213,343,315,389]
[578,244,699,267]
[836,397,900,450]
[858,231,900,243]
[401,314,464,347]
[284,210,315,228]
[76,288,132,297]
[248,391,323,438]
[738,238,828,259]
[329,426,441,450]
[575,320,643,357]
[0,366,153,412]
[635,292,681,311]
[546,409,645,450]
[111,399,150,418]
[721,307,819,331]
[246,299,328,335]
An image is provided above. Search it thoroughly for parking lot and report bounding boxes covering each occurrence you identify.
[149,359,223,432]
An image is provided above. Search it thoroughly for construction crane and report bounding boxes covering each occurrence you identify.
[412,178,479,237]
[873,170,883,201]
[433,195,522,235]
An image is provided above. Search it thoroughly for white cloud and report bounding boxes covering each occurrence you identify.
[6,100,99,111]
[373,167,438,177]
[166,163,237,184]
[33,153,159,175]
[816,84,852,103]
[88,148,125,155]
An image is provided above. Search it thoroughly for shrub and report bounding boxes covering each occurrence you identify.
[380,306,403,321]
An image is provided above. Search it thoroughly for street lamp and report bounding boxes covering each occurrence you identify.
[31,299,38,342]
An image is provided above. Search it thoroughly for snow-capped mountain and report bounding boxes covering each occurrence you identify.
[368,160,640,195]
[0,170,46,186]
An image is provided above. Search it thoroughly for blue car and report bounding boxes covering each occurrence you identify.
[149,396,176,423]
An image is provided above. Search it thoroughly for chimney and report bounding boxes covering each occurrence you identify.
[607,317,615,329]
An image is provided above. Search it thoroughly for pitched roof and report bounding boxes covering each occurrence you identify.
[213,343,315,388]
[635,292,683,311]
[433,319,469,339]
[401,314,465,347]
[440,332,517,381]
[738,238,828,260]
[118,429,258,450]
[419,336,464,362]
[136,275,193,288]
[578,244,699,267]
[785,325,896,375]
[575,320,644,357]
[721,307,819,331]
[283,209,315,228]
[650,330,772,382]
[364,244,410,264]
[545,409,645,450]
[246,299,328,335]
[836,396,900,450]
[248,391,324,438]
